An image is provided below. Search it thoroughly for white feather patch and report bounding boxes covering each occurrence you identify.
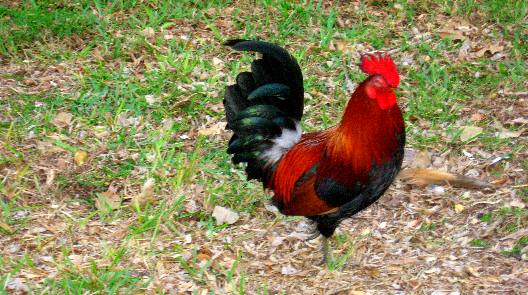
[261,122,301,164]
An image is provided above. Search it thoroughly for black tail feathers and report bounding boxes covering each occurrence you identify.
[223,39,304,182]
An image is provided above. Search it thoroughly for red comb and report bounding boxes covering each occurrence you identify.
[360,53,399,88]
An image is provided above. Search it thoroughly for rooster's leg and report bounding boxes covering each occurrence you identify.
[321,236,331,265]
[307,231,320,241]
[306,220,320,240]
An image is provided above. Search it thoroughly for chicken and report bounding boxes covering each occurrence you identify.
[223,39,405,262]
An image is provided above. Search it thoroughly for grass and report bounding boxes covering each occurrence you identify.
[502,236,528,257]
[0,2,98,56]
[1,0,527,293]
[44,259,148,293]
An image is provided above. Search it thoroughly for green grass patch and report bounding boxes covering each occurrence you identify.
[501,236,528,257]
[480,212,493,223]
[0,2,97,55]
[45,261,147,293]
[470,239,490,248]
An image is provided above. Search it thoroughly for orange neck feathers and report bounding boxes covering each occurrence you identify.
[325,80,404,181]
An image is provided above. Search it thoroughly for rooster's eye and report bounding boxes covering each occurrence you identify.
[369,75,388,88]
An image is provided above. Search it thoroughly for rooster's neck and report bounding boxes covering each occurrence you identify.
[326,85,405,175]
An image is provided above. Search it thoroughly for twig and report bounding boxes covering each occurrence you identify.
[326,287,353,295]
[503,91,528,96]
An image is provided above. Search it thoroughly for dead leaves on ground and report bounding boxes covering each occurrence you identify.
[52,111,73,128]
[1,2,527,293]
[437,19,470,41]
[426,16,511,61]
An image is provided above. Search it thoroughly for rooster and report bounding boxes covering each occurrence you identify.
[223,40,405,262]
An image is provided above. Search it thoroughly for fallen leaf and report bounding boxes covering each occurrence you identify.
[490,177,508,186]
[198,121,227,136]
[264,204,279,214]
[407,219,420,228]
[24,79,37,86]
[464,266,480,277]
[5,278,29,293]
[411,150,431,168]
[288,231,310,240]
[0,218,14,234]
[212,57,224,68]
[437,26,465,41]
[361,228,371,236]
[460,126,483,141]
[281,264,298,275]
[184,199,198,213]
[196,252,211,262]
[470,113,484,122]
[74,150,88,166]
[271,236,286,247]
[490,52,504,61]
[96,190,121,211]
[183,234,192,244]
[68,254,85,267]
[496,128,525,139]
[212,206,239,225]
[475,43,504,58]
[458,40,472,59]
[44,168,56,187]
[454,204,465,213]
[93,126,109,139]
[131,178,156,208]
[6,243,20,253]
[509,117,528,125]
[141,27,155,38]
[330,39,355,54]
[427,185,445,195]
[510,199,526,209]
[93,48,104,61]
[144,94,160,105]
[402,147,417,167]
[52,112,73,128]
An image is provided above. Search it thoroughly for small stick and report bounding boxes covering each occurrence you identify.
[503,91,528,96]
